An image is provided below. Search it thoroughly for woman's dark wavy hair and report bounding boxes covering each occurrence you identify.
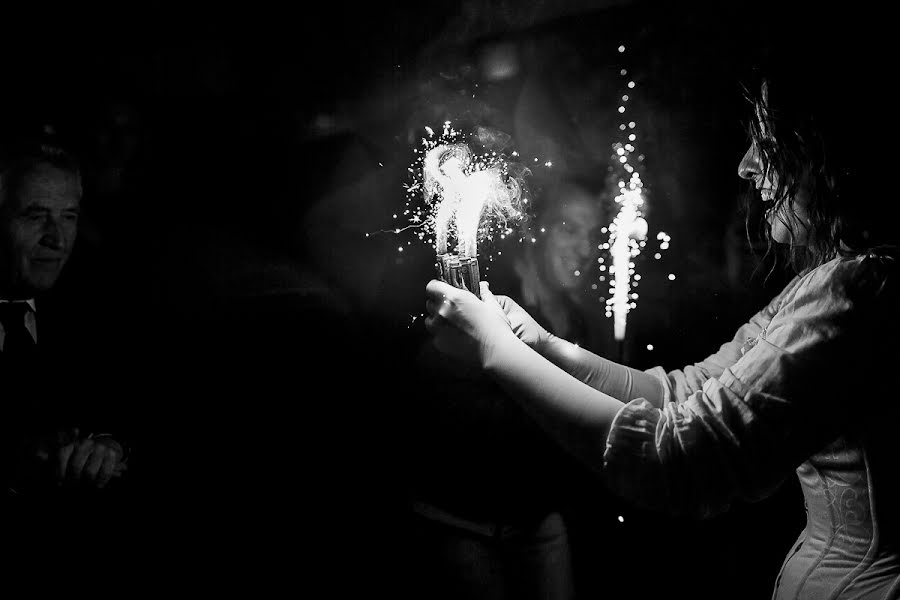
[743,22,893,273]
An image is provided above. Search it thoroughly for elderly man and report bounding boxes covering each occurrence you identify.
[0,134,126,493]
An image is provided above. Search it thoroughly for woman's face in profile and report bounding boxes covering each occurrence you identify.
[738,84,813,247]
[539,195,604,291]
[738,142,812,246]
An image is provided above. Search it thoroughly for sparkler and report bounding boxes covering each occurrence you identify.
[602,45,670,344]
[413,122,528,298]
[607,185,648,341]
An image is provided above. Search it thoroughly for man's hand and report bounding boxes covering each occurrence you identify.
[42,428,127,489]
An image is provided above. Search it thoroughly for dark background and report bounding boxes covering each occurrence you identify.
[0,0,833,595]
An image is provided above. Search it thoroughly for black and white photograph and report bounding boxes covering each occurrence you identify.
[1,1,896,597]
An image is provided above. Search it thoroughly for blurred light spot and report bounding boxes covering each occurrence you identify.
[479,42,520,81]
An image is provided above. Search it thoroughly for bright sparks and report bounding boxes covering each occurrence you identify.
[424,142,523,258]
[607,186,648,340]
[378,122,532,264]
[602,43,671,341]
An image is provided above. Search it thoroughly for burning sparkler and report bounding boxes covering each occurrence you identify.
[607,185,648,341]
[602,45,670,344]
[412,122,528,298]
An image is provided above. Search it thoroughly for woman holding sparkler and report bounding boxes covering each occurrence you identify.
[422,37,899,599]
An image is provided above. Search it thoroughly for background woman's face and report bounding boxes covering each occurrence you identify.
[540,195,603,291]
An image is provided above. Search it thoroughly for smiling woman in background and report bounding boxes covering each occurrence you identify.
[500,177,612,353]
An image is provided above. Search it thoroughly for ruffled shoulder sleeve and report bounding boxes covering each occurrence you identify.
[652,274,803,406]
[603,253,898,518]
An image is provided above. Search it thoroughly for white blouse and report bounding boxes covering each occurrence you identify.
[602,251,900,598]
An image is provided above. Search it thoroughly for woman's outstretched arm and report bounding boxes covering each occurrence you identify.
[425,256,890,518]
[425,279,624,469]
[483,329,625,469]
[493,293,664,405]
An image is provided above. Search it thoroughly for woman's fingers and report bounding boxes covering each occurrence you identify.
[479,281,493,300]
[425,279,454,301]
[425,280,460,321]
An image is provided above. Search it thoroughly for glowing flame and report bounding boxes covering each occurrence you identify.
[608,187,647,340]
[369,121,535,292]
[421,125,524,259]
[600,43,672,344]
[425,144,472,255]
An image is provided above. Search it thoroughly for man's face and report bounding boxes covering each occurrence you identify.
[0,163,81,297]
